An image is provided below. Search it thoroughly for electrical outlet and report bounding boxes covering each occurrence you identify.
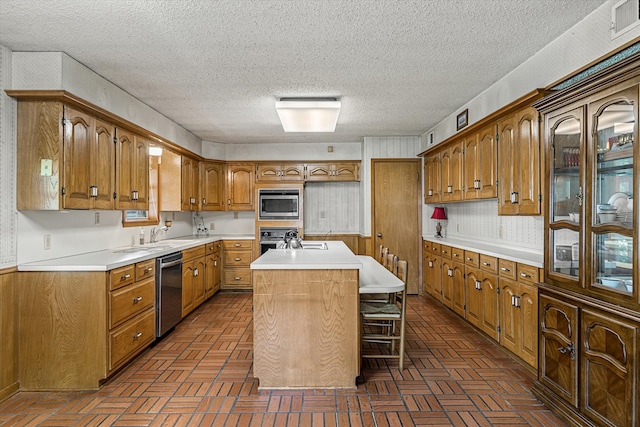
[498,225,503,239]
[44,234,51,250]
[210,222,215,230]
[320,210,326,219]
[456,223,460,232]
[95,212,100,225]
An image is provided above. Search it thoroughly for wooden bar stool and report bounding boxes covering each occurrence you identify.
[360,259,408,370]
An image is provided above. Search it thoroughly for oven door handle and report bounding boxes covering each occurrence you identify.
[159,259,182,268]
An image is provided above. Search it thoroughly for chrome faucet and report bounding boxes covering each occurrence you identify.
[150,226,169,243]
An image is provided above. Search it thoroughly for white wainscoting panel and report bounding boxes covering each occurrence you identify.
[304,182,360,234]
[0,45,17,268]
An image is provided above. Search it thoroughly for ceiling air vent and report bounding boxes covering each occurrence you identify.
[611,0,640,39]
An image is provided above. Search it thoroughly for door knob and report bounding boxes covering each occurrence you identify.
[377,233,382,238]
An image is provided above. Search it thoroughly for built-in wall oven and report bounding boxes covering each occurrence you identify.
[259,227,298,255]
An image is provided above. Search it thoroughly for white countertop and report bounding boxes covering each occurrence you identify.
[250,240,362,270]
[18,234,254,272]
[357,255,404,294]
[422,235,543,268]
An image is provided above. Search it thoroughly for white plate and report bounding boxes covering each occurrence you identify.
[608,192,630,213]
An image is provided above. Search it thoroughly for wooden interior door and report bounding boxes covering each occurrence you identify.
[372,159,421,294]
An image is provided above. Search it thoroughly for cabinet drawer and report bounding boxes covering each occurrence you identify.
[223,269,252,287]
[110,264,135,290]
[464,250,479,267]
[440,245,452,259]
[109,308,155,371]
[223,240,253,250]
[451,247,463,262]
[498,259,517,280]
[110,277,155,329]
[517,264,538,285]
[224,250,251,267]
[135,259,155,282]
[480,254,498,273]
[183,245,205,261]
[206,241,222,255]
[429,242,441,255]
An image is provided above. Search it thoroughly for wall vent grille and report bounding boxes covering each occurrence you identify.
[611,0,640,39]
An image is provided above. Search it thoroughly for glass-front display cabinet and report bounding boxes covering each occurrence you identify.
[545,86,637,304]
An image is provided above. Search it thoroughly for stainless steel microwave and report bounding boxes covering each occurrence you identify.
[258,189,300,220]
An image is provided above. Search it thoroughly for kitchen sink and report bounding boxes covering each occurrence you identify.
[112,247,153,254]
[301,242,328,250]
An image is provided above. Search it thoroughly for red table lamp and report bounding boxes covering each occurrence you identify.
[431,207,447,238]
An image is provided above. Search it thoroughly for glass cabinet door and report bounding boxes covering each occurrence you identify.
[548,108,584,284]
[588,89,636,296]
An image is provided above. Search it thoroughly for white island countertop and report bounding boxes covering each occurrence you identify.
[251,240,362,270]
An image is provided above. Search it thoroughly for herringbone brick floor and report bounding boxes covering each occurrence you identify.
[0,293,566,426]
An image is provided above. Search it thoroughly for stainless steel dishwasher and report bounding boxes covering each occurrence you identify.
[156,251,183,337]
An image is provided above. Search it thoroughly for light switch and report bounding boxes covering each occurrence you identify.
[40,159,53,176]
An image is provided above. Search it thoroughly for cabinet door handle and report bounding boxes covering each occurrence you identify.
[501,267,510,272]
[121,274,131,281]
[234,243,242,247]
[133,332,143,340]
[90,185,98,197]
[483,262,491,267]
[144,267,152,273]
[133,296,143,303]
[557,343,575,360]
[234,276,241,280]
[475,280,481,290]
[234,257,241,261]
[447,185,453,193]
[214,260,218,267]
[466,257,473,261]
[520,273,531,279]
[427,189,433,196]
[428,261,433,268]
[447,269,453,277]
[511,295,520,307]
[202,198,207,205]
[453,253,459,257]
[194,268,199,277]
[190,197,196,204]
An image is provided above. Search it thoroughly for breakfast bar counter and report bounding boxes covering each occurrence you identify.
[250,241,362,389]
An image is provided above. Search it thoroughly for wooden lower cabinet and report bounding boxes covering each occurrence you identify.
[534,286,639,427]
[222,240,254,290]
[0,270,18,402]
[205,241,222,298]
[465,267,499,341]
[17,260,156,390]
[499,278,538,367]
[182,245,206,317]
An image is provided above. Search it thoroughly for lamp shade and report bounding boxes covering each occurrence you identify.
[431,207,447,220]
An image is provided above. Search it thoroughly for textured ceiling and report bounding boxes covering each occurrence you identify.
[0,0,607,144]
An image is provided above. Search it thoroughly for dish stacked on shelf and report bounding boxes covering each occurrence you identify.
[608,192,633,224]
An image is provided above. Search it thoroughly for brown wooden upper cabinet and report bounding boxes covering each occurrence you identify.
[497,106,541,215]
[15,100,151,211]
[115,130,149,211]
[181,155,200,211]
[464,124,497,200]
[226,163,255,210]
[201,161,225,211]
[255,163,305,182]
[423,152,441,203]
[440,142,464,202]
[305,162,360,181]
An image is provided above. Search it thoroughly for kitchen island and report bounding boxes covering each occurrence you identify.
[250,241,362,389]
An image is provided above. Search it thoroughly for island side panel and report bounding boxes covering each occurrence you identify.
[253,269,359,389]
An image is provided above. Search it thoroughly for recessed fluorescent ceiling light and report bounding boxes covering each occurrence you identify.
[275,98,341,132]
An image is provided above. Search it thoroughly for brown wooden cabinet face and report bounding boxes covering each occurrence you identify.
[227,164,254,210]
[581,309,637,427]
[519,282,538,368]
[539,293,579,407]
[192,257,206,308]
[450,143,464,201]
[426,255,442,299]
[201,162,225,211]
[515,108,540,214]
[498,115,517,214]
[463,135,479,200]
[62,107,93,209]
[500,278,519,353]
[181,260,196,317]
[478,125,498,199]
[480,274,499,340]
[465,267,482,328]
[423,153,441,203]
[451,262,465,317]
[116,129,135,209]
[332,163,359,181]
[441,260,454,308]
[93,120,116,209]
[133,136,149,207]
[181,156,200,211]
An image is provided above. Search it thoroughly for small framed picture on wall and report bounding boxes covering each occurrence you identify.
[456,109,468,131]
